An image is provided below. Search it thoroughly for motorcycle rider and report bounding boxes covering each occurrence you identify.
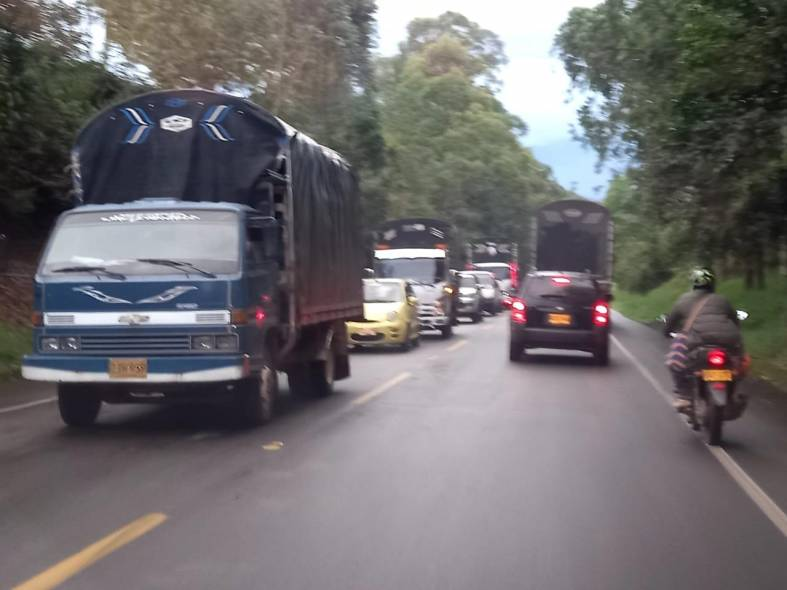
[664,269,742,411]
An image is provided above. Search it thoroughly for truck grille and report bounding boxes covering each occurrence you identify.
[79,334,192,354]
[418,304,438,319]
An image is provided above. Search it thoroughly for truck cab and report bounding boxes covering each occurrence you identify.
[23,199,280,424]
[373,219,455,339]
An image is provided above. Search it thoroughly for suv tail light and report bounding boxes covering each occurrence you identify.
[511,298,527,324]
[592,301,609,327]
[707,348,727,367]
[510,263,519,290]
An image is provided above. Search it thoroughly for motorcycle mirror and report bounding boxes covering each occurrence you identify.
[736,310,749,321]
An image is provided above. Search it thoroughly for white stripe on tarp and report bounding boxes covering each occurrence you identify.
[123,107,146,126]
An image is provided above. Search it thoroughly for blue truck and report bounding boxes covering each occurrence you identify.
[22,89,364,427]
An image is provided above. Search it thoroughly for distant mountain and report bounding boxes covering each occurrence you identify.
[530,139,625,201]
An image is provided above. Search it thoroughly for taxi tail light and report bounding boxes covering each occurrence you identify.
[592,301,609,327]
[707,348,727,367]
[511,298,527,324]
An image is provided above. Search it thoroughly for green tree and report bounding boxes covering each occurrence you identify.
[556,0,787,287]
[380,13,564,257]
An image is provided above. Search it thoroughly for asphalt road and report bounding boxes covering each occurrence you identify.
[1,314,786,589]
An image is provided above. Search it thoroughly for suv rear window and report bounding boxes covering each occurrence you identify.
[522,276,597,303]
[476,274,495,286]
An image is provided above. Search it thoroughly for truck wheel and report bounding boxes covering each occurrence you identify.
[472,312,483,324]
[288,355,335,399]
[58,384,101,427]
[440,323,454,339]
[237,367,277,427]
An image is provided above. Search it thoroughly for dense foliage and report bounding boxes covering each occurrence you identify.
[555,0,787,291]
[0,0,142,231]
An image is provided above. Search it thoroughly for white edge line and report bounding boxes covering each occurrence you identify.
[0,397,57,415]
[611,334,787,538]
[351,372,412,406]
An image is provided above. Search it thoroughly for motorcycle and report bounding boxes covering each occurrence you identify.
[662,310,750,446]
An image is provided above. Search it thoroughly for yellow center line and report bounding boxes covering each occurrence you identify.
[351,372,412,406]
[445,339,468,353]
[13,513,168,590]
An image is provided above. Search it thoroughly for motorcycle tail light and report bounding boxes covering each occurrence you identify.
[707,348,727,367]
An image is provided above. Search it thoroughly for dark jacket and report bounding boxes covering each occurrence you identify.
[664,290,742,350]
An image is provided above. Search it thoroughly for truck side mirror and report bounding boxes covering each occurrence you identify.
[248,216,279,259]
[362,268,375,279]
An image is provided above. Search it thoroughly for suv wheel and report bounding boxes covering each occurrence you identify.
[509,338,524,362]
[594,337,610,366]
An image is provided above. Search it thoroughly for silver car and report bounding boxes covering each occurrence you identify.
[455,273,484,323]
[465,271,502,314]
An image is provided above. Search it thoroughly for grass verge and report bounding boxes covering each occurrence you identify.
[0,323,31,381]
[614,272,787,389]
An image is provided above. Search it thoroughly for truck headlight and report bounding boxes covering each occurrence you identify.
[386,311,399,322]
[215,335,239,351]
[41,337,59,352]
[62,337,80,351]
[191,335,215,351]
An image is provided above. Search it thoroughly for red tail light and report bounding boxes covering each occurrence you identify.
[510,263,519,290]
[255,307,266,326]
[511,298,527,324]
[592,301,609,327]
[707,348,727,367]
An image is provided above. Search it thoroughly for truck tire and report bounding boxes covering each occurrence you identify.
[472,312,483,324]
[236,367,277,427]
[288,354,336,399]
[440,323,454,339]
[58,384,101,427]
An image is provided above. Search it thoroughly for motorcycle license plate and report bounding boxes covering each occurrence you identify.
[109,359,148,379]
[702,369,733,382]
[547,313,572,327]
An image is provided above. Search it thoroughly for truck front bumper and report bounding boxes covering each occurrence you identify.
[22,355,250,384]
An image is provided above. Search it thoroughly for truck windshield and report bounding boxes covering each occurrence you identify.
[41,210,240,276]
[375,258,445,284]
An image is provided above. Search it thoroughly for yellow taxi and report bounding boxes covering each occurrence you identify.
[347,279,420,350]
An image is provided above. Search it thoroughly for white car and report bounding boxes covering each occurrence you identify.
[473,262,515,294]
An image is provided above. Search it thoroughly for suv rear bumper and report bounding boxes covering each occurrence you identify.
[510,326,606,351]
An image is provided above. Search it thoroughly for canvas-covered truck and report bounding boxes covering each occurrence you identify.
[22,89,363,427]
[530,199,613,291]
[373,218,456,338]
[466,239,520,294]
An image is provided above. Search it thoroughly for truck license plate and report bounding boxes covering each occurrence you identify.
[702,369,732,382]
[547,313,572,327]
[109,359,148,379]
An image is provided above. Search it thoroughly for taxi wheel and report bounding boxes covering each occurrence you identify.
[399,328,413,352]
[58,384,101,427]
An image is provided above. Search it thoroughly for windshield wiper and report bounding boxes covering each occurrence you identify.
[136,258,217,279]
[52,266,127,280]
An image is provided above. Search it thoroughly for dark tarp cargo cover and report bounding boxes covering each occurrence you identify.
[72,89,363,324]
[531,199,613,279]
[375,218,453,250]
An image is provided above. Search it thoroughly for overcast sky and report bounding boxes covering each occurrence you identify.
[375,0,613,198]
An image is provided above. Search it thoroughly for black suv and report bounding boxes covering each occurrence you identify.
[508,272,611,365]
